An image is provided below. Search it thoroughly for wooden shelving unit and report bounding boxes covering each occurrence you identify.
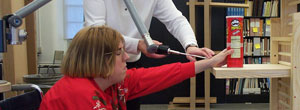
[169,0,300,110]
[212,0,300,110]
[168,0,249,110]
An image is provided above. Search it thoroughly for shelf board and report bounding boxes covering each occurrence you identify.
[212,64,291,79]
[172,97,217,104]
[271,37,292,42]
[244,36,270,38]
[244,16,279,18]
[210,2,249,8]
[186,2,204,6]
[187,2,249,8]
[244,55,270,57]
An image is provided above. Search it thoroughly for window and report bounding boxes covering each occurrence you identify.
[64,0,83,39]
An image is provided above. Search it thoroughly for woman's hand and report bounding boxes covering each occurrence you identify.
[194,49,233,74]
[209,49,234,67]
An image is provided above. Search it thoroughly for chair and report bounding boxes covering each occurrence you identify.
[0,84,43,110]
[38,50,64,74]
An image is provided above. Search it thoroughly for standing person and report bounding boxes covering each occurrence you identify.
[39,26,232,110]
[83,0,215,109]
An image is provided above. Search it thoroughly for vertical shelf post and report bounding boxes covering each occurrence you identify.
[204,0,212,110]
[189,0,196,109]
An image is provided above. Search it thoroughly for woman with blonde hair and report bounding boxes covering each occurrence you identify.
[39,26,232,110]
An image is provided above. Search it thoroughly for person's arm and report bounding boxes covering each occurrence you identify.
[125,49,233,100]
[153,0,215,60]
[194,49,233,73]
[153,0,197,50]
[125,62,195,100]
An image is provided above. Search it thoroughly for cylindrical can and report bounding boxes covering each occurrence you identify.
[226,16,244,67]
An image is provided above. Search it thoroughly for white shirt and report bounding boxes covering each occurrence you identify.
[84,0,198,62]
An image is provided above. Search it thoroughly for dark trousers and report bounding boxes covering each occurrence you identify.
[126,60,142,110]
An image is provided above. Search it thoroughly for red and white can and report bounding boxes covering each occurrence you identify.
[226,16,243,67]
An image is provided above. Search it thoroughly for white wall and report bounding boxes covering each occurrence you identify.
[36,0,68,63]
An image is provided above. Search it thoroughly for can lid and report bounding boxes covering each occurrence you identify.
[226,16,244,18]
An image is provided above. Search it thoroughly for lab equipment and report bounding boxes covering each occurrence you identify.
[0,0,52,52]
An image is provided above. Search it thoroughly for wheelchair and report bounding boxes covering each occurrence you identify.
[0,84,44,110]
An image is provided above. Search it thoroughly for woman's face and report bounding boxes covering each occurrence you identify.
[109,42,129,83]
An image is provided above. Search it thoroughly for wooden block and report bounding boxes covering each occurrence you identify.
[271,37,292,42]
[168,102,204,110]
[278,80,290,88]
[278,91,290,99]
[278,61,292,66]
[186,2,204,6]
[279,100,291,109]
[172,97,217,104]
[278,52,291,57]
[288,1,300,6]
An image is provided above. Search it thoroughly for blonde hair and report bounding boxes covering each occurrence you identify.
[61,26,124,78]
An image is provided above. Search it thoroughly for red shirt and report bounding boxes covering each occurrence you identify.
[39,62,195,110]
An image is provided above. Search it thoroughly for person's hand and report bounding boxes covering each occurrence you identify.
[186,47,215,61]
[209,49,234,67]
[194,49,233,74]
[138,40,167,59]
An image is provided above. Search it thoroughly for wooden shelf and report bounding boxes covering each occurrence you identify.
[172,97,217,104]
[0,81,11,93]
[187,2,249,8]
[210,2,249,8]
[212,64,291,79]
[244,36,270,38]
[244,16,279,18]
[186,2,204,6]
[271,37,292,42]
[244,55,270,57]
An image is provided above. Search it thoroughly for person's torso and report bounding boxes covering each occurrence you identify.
[104,0,158,62]
[104,0,157,40]
[41,76,129,110]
